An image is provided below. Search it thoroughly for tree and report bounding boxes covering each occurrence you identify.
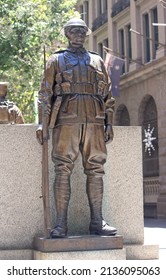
[0,0,78,122]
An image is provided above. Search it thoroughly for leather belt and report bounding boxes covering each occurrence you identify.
[55,83,101,95]
[72,83,95,94]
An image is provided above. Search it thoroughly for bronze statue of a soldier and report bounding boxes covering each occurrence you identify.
[0,82,24,124]
[36,18,117,238]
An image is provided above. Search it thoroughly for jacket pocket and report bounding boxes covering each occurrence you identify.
[58,95,78,119]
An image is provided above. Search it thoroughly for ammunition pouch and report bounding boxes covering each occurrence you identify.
[54,52,108,96]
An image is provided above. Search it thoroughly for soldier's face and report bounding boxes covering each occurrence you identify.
[0,85,7,98]
[66,27,87,48]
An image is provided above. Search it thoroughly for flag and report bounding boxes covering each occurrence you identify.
[104,53,124,97]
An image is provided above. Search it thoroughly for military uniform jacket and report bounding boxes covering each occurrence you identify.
[0,100,24,124]
[38,47,115,127]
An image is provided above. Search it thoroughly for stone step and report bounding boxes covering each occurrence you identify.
[33,249,126,260]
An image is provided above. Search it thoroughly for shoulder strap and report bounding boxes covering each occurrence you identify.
[57,52,66,73]
[88,50,99,55]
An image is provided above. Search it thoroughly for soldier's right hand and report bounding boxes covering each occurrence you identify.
[36,125,43,145]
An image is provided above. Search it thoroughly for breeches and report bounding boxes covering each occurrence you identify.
[52,123,107,176]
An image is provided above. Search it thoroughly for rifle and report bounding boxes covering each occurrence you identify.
[41,45,51,238]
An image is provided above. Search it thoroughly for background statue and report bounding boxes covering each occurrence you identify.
[0,82,24,124]
[36,18,117,238]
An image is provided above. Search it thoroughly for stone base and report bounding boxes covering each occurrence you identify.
[33,249,126,260]
[33,244,159,260]
[0,126,145,250]
[0,249,33,260]
[125,244,159,260]
[34,235,123,252]
[33,235,159,260]
[0,244,158,260]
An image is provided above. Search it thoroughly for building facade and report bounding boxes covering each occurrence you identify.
[76,0,166,218]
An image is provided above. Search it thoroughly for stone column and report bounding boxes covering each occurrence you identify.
[108,1,117,51]
[87,0,93,50]
[157,76,166,218]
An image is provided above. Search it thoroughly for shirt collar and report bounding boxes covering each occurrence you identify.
[67,46,86,54]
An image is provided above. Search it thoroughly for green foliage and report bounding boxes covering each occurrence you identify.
[0,0,79,122]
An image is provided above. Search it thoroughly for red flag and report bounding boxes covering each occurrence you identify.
[105,53,124,97]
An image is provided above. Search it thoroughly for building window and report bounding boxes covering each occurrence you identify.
[115,105,130,126]
[119,107,130,126]
[79,2,89,26]
[97,0,107,15]
[98,38,108,59]
[143,13,150,63]
[98,0,102,15]
[98,42,103,58]
[84,1,89,26]
[103,0,107,12]
[152,7,159,58]
[142,97,159,177]
[127,24,132,63]
[141,7,159,63]
[80,5,84,20]
[92,0,108,31]
[103,38,108,60]
[117,25,132,73]
[119,29,125,73]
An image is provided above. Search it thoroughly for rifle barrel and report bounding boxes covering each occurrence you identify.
[42,45,51,238]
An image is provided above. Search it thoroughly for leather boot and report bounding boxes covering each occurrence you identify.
[86,175,117,236]
[50,175,71,238]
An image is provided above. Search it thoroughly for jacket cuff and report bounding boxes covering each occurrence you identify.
[105,111,113,126]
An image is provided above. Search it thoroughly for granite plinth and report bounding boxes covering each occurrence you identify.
[0,125,158,260]
[34,249,126,260]
[0,249,33,260]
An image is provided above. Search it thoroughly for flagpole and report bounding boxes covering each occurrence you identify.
[103,46,144,65]
[152,23,166,26]
[130,28,166,48]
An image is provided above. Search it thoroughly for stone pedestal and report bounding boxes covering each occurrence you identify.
[34,249,126,260]
[0,125,159,260]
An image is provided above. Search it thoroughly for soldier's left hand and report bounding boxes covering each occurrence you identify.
[105,124,114,143]
[36,125,43,145]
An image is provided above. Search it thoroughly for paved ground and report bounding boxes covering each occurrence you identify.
[144,218,166,260]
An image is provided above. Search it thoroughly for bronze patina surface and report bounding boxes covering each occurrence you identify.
[0,82,24,124]
[36,18,118,239]
[34,235,123,252]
